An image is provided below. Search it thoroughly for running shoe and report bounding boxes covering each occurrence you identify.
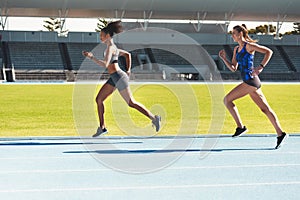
[275,132,288,149]
[152,115,161,132]
[93,127,108,137]
[232,126,247,137]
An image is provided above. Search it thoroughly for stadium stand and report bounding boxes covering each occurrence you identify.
[201,45,225,56]
[276,46,297,72]
[5,42,66,80]
[9,42,63,70]
[67,43,98,71]
[1,29,300,81]
[130,48,148,69]
[282,45,300,72]
[150,48,189,65]
[260,46,288,72]
[127,48,163,80]
[201,45,230,71]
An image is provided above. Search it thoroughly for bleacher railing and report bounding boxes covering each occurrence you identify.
[1,31,300,46]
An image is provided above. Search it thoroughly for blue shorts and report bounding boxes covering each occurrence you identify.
[106,70,129,91]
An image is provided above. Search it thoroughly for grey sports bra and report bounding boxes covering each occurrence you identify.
[104,48,119,64]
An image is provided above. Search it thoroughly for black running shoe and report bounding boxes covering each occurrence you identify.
[232,126,247,137]
[152,115,161,132]
[275,132,288,149]
[93,127,108,137]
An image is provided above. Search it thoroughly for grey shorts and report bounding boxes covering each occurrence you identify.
[106,70,129,91]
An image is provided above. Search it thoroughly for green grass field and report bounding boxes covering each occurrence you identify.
[0,83,299,137]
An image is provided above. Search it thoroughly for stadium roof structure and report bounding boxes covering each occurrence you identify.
[1,0,300,23]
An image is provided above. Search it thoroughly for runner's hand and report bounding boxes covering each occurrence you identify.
[82,51,94,59]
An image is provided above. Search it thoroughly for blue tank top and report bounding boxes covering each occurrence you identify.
[236,43,254,81]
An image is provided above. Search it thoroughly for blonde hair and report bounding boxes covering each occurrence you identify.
[233,24,257,43]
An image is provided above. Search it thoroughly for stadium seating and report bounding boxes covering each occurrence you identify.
[282,46,300,72]
[67,43,98,71]
[150,48,189,65]
[130,48,148,70]
[8,42,63,70]
[1,39,299,81]
[260,46,289,72]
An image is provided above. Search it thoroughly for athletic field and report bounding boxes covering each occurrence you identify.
[0,83,300,137]
[0,82,299,137]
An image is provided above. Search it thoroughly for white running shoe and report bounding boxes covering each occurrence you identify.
[93,127,108,137]
[152,115,161,132]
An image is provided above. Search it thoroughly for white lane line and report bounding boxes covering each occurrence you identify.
[0,163,300,174]
[1,181,300,193]
[1,149,300,161]
[0,156,90,160]
[2,81,300,85]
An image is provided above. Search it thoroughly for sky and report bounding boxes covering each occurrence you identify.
[2,17,295,33]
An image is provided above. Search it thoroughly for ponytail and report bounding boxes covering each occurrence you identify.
[233,24,257,43]
[101,20,123,37]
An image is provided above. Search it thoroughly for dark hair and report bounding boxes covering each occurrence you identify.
[233,24,257,43]
[101,20,123,37]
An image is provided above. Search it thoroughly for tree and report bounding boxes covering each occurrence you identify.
[228,24,276,35]
[282,22,300,35]
[248,28,256,34]
[255,24,276,34]
[43,18,59,32]
[95,18,108,32]
[292,22,300,34]
[43,18,69,36]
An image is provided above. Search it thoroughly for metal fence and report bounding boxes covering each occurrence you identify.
[1,31,300,46]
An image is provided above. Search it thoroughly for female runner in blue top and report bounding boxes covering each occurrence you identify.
[82,21,161,137]
[219,24,287,149]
